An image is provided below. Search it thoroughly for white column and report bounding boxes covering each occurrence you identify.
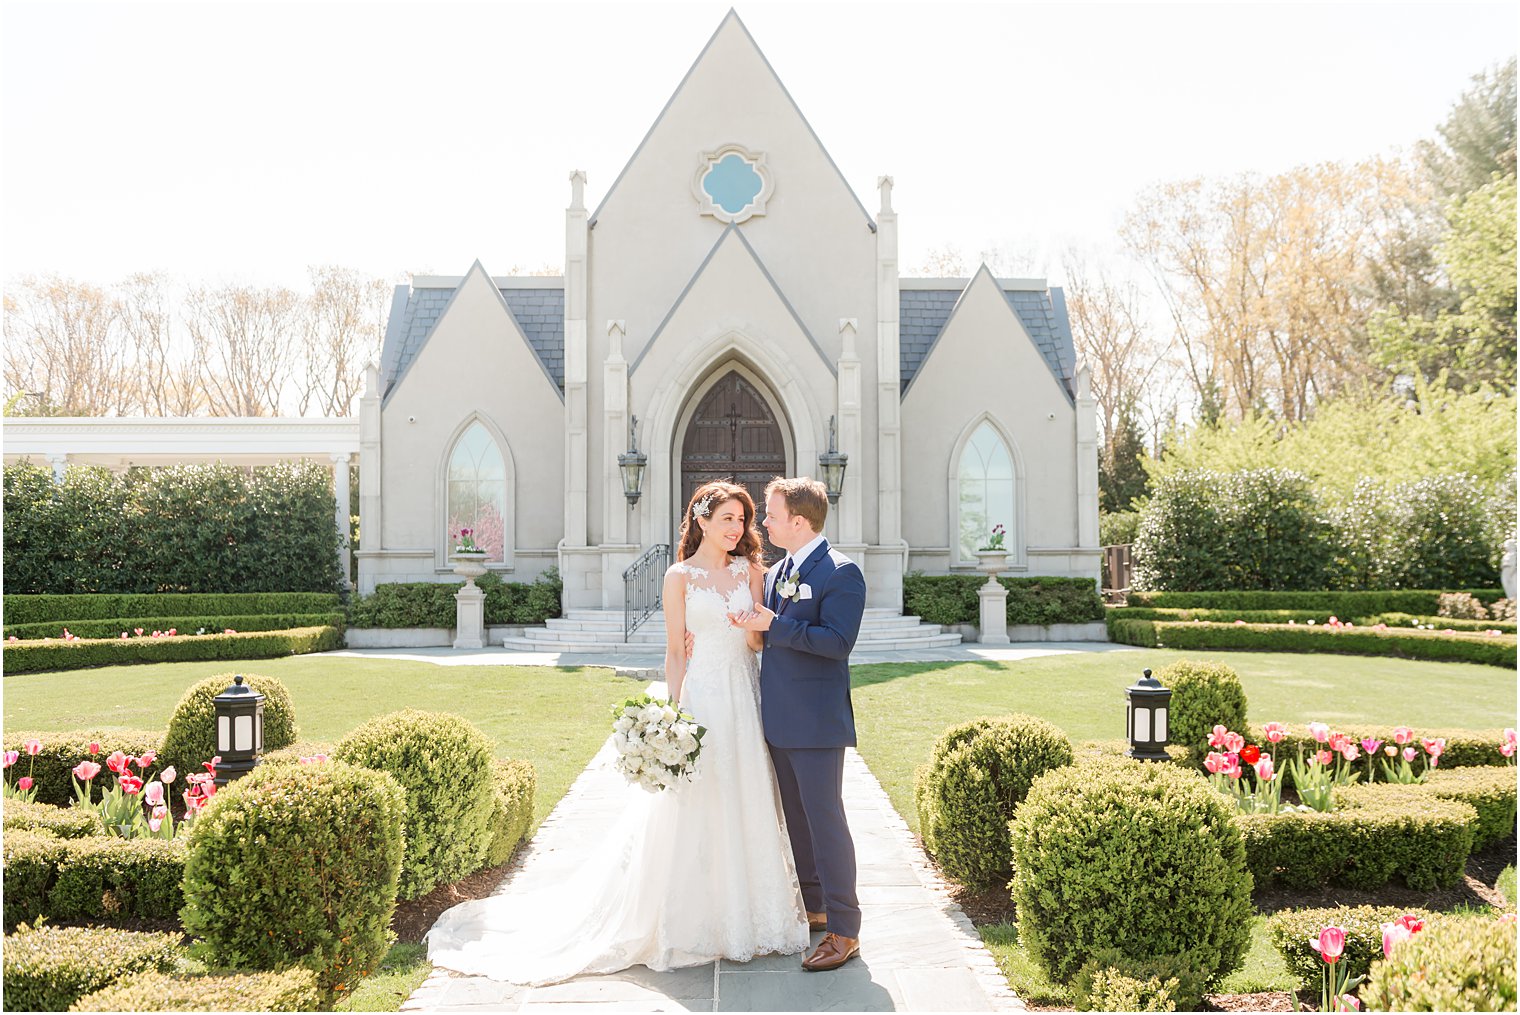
[836,318,863,546]
[1075,364,1100,553]
[874,176,902,546]
[564,170,590,549]
[331,452,352,590]
[358,362,382,593]
[46,452,67,482]
[603,320,629,547]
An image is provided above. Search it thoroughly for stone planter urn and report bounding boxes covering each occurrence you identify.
[450,551,490,649]
[974,548,1010,644]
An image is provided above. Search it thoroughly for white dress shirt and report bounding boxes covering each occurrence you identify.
[784,532,828,576]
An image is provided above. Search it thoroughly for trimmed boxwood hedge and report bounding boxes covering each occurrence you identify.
[3,829,187,931]
[1235,782,1477,890]
[0,729,164,807]
[3,591,342,626]
[2,798,102,838]
[902,574,1105,627]
[1,924,181,1013]
[1419,766,1519,849]
[4,612,345,641]
[1109,617,1516,668]
[1110,606,1516,633]
[485,758,537,868]
[1125,589,1504,612]
[72,967,324,1012]
[348,570,562,628]
[1360,914,1518,1012]
[1,625,343,674]
[1266,905,1438,992]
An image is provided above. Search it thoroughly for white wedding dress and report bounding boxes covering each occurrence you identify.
[426,558,809,984]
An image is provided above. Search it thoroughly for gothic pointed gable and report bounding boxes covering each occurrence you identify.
[383,261,563,408]
[902,266,1076,405]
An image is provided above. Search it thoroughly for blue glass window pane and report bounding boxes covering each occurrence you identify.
[703,153,763,215]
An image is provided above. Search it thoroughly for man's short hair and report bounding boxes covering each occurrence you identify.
[765,476,828,533]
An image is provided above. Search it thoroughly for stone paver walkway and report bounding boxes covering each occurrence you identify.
[402,692,1024,1013]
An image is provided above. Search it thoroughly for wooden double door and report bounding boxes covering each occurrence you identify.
[679,370,787,560]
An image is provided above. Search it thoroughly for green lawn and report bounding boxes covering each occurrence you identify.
[851,647,1517,835]
[2,656,641,827]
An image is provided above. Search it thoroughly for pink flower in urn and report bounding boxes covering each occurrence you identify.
[143,781,165,807]
[24,739,42,756]
[1254,756,1276,782]
[1361,738,1383,755]
[1209,724,1230,748]
[1309,926,1346,963]
[1223,731,1245,754]
[1393,726,1414,745]
[1263,722,1288,743]
[72,760,101,781]
[1307,722,1330,744]
[17,777,33,791]
[1403,746,1418,762]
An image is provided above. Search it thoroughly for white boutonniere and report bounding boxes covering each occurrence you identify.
[775,575,803,603]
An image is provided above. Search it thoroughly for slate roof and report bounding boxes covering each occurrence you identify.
[380,283,566,399]
[899,283,1076,399]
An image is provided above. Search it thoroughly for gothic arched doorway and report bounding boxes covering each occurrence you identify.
[679,369,787,559]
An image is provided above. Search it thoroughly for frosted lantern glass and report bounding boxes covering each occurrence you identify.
[235,715,253,752]
[217,715,230,752]
[1132,706,1149,742]
[1154,706,1168,743]
[256,718,263,752]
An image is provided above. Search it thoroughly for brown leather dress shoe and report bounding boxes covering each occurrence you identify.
[807,911,828,932]
[802,933,860,972]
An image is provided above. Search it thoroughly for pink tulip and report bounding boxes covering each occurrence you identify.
[1263,722,1288,743]
[168,628,177,636]
[1384,745,1397,756]
[105,750,129,775]
[120,632,129,639]
[1220,754,1243,779]
[1394,914,1424,933]
[1329,732,1351,753]
[1223,731,1245,754]
[1204,751,1228,774]
[160,766,177,784]
[72,760,101,781]
[23,739,42,756]
[144,781,165,807]
[88,742,100,755]
[1340,744,1359,762]
[1308,722,1330,743]
[1423,738,1445,760]
[1505,729,1517,747]
[1503,743,1516,759]
[136,751,156,769]
[2,751,17,768]
[17,777,33,791]
[1309,926,1346,963]
[1403,746,1417,762]
[1255,756,1276,782]
[1383,922,1413,956]
[1316,750,1334,766]
[6,636,15,643]
[148,814,163,832]
[1209,724,1230,748]
[1393,726,1414,745]
[1336,994,1361,1012]
[134,628,144,636]
[1361,738,1383,755]
[119,774,144,794]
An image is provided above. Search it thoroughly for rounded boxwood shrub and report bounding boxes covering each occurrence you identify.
[1360,915,1517,1012]
[1,924,180,1013]
[484,758,537,868]
[180,760,404,1005]
[914,715,1073,891]
[333,709,496,899]
[72,967,324,1012]
[1154,659,1248,763]
[1266,905,1438,992]
[1072,948,1203,1012]
[3,828,67,932]
[1010,759,1253,987]
[160,673,298,780]
[2,798,102,838]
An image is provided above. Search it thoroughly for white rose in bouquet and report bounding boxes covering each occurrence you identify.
[609,692,708,792]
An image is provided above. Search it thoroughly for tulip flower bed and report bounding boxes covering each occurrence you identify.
[1267,906,1436,992]
[1,624,343,674]
[1110,615,1517,667]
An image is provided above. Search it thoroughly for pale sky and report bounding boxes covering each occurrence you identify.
[3,0,1515,291]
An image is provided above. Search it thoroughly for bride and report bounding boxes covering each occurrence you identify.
[426,481,810,984]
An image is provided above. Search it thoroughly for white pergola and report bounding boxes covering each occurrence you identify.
[3,417,361,588]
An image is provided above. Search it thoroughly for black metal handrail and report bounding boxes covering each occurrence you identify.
[623,543,671,641]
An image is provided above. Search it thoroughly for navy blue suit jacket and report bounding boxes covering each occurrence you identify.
[759,539,866,749]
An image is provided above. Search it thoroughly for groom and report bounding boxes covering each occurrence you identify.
[730,476,866,972]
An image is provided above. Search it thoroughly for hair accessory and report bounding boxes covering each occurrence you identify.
[692,494,714,518]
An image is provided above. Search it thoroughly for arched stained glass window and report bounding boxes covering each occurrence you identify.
[446,422,506,561]
[957,421,1014,562]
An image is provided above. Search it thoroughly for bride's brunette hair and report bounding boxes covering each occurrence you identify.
[676,481,763,568]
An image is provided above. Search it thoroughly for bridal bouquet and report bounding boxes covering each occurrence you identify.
[610,693,707,792]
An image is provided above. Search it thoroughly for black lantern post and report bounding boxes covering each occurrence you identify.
[212,675,265,784]
[817,415,848,505]
[617,414,648,506]
[1125,668,1172,762]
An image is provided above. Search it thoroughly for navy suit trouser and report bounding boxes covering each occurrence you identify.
[767,744,861,939]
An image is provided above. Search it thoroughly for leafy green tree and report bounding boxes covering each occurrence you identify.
[1100,402,1151,513]
[1421,58,1517,199]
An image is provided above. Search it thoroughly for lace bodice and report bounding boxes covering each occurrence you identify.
[672,558,757,668]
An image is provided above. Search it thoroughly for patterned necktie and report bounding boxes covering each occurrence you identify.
[775,557,793,609]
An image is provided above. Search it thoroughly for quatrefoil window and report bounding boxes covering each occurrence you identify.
[692,145,773,224]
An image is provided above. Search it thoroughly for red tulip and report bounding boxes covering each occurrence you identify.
[17,777,33,791]
[119,774,144,794]
[88,742,101,755]
[105,750,129,775]
[1240,744,1261,764]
